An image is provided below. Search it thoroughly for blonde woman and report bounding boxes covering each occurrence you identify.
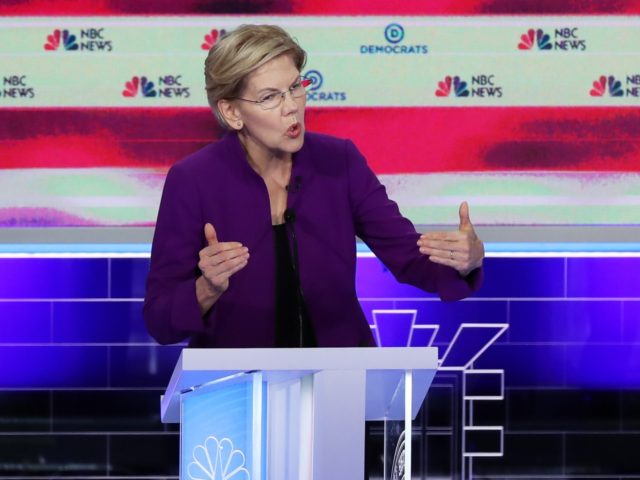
[144,25,484,348]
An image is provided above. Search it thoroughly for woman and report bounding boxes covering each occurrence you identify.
[143,24,484,348]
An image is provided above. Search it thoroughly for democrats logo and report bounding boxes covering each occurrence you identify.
[0,75,35,99]
[201,28,227,50]
[122,75,191,99]
[435,75,503,98]
[44,28,113,52]
[384,23,404,44]
[518,28,586,51]
[361,23,428,55]
[590,75,640,97]
[303,70,347,102]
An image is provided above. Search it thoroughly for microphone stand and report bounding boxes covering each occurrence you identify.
[284,208,306,347]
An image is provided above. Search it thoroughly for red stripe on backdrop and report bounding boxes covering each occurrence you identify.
[1,0,640,15]
[0,107,639,173]
[291,0,640,15]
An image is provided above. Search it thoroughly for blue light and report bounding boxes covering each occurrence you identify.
[0,242,639,256]
[0,243,151,255]
[485,242,640,253]
[357,242,640,254]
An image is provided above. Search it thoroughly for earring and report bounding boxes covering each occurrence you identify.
[236,121,243,129]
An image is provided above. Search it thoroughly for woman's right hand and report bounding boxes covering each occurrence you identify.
[198,223,250,296]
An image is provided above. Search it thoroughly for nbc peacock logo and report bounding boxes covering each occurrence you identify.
[590,75,623,97]
[44,29,78,51]
[518,29,552,50]
[201,28,227,50]
[122,76,157,98]
[188,436,249,480]
[435,76,469,97]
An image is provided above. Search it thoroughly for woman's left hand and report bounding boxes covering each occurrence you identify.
[417,201,485,277]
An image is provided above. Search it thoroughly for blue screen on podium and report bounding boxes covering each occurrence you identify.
[181,378,263,480]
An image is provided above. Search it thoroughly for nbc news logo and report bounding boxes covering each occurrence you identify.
[435,75,503,98]
[44,28,113,52]
[0,75,35,99]
[518,28,586,51]
[122,75,191,99]
[590,75,640,98]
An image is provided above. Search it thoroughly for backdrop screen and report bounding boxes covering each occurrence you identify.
[1,1,639,227]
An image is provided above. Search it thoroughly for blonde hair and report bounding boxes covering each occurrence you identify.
[204,24,307,129]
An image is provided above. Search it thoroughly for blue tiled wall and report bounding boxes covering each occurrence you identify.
[0,254,639,477]
[0,258,108,298]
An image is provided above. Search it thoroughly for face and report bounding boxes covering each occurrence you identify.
[222,54,306,161]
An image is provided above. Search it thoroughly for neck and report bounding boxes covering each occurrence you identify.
[238,130,291,176]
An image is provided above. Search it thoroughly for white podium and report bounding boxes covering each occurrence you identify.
[162,347,438,480]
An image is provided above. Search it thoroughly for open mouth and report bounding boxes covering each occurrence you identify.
[286,122,302,139]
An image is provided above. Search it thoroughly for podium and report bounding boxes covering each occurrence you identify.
[162,347,438,480]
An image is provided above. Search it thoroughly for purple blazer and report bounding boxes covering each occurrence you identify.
[143,131,483,347]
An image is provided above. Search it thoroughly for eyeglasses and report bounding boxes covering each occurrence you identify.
[233,77,312,110]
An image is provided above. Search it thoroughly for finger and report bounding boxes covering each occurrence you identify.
[419,238,467,251]
[207,254,249,280]
[201,242,244,257]
[420,246,469,261]
[216,257,249,280]
[419,231,457,241]
[204,223,218,246]
[459,201,473,231]
[213,247,249,267]
[418,232,465,245]
[203,247,248,268]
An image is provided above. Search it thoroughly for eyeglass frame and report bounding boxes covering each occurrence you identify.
[230,76,312,110]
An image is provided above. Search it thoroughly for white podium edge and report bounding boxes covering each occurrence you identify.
[161,347,438,423]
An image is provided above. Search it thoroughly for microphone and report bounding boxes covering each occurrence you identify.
[284,208,296,224]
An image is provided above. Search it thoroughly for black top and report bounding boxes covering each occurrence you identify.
[273,223,317,347]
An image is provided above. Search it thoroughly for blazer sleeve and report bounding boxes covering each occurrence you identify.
[143,161,211,344]
[345,139,483,301]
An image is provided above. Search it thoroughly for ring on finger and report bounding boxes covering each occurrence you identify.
[450,250,454,260]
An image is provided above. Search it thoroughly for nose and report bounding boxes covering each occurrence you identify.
[281,89,299,114]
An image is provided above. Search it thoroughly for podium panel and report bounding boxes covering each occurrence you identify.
[162,348,438,480]
[181,372,264,479]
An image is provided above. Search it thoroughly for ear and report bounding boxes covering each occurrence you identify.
[217,99,243,130]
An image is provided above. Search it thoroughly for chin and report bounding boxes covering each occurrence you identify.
[291,137,305,152]
[283,134,305,153]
